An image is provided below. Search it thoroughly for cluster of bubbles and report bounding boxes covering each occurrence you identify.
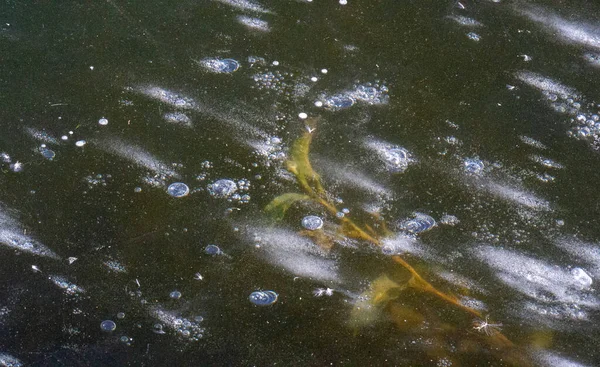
[439,214,460,226]
[516,71,583,119]
[207,178,251,203]
[536,172,556,183]
[252,70,290,95]
[104,260,126,273]
[48,275,85,296]
[466,32,481,41]
[513,71,600,149]
[529,154,564,169]
[135,86,197,110]
[166,178,250,201]
[447,15,483,27]
[25,127,60,145]
[366,140,414,173]
[524,302,588,325]
[84,173,111,189]
[163,112,193,128]
[399,213,436,234]
[519,135,548,150]
[208,179,237,198]
[119,335,133,346]
[247,56,314,101]
[351,83,389,104]
[247,55,267,67]
[237,178,251,191]
[150,308,205,341]
[570,112,600,145]
[336,208,350,218]
[24,126,87,161]
[301,215,324,230]
[316,82,389,110]
[249,290,278,306]
[256,136,285,162]
[197,57,240,74]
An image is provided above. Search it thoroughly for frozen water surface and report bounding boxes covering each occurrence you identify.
[2,0,600,365]
[94,137,180,182]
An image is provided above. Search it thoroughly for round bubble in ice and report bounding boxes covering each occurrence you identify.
[167,182,190,198]
[400,213,436,233]
[202,58,240,74]
[325,95,355,110]
[249,290,278,306]
[302,215,323,230]
[217,59,240,73]
[170,290,182,300]
[208,179,237,198]
[100,320,116,332]
[205,244,222,255]
[40,148,55,160]
[354,85,378,99]
[464,158,484,175]
[384,147,411,172]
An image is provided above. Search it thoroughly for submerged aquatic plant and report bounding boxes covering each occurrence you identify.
[265,117,532,365]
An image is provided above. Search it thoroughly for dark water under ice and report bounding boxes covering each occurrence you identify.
[1,0,600,365]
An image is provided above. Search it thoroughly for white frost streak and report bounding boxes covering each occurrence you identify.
[514,71,577,97]
[518,5,600,51]
[251,227,340,283]
[473,245,598,309]
[95,137,180,179]
[0,208,60,259]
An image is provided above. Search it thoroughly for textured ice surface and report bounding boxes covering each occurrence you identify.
[247,227,340,283]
